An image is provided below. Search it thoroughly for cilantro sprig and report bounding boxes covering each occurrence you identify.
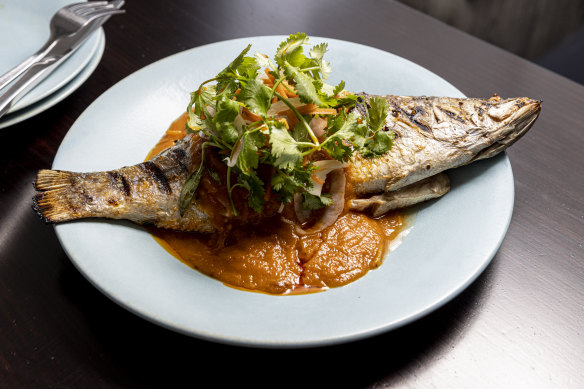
[179,33,394,217]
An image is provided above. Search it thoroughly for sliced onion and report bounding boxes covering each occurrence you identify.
[310,116,327,137]
[205,105,216,118]
[234,113,246,133]
[296,168,346,235]
[267,97,302,116]
[224,138,242,167]
[277,202,285,214]
[293,193,312,223]
[308,160,347,196]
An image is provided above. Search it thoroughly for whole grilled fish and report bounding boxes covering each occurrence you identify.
[34,94,541,232]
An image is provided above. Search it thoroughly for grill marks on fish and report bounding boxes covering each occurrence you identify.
[107,171,131,197]
[168,148,189,173]
[140,161,172,194]
[386,98,432,133]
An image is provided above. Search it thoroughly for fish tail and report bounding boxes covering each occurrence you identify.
[33,170,84,223]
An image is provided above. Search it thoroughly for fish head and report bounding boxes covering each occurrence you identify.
[471,96,541,161]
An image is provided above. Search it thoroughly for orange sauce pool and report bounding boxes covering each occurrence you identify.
[147,112,404,295]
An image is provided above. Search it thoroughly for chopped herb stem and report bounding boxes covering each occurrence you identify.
[269,76,285,101]
[280,82,296,96]
[226,165,238,217]
[273,91,319,145]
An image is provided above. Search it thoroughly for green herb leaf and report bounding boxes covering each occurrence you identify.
[275,32,309,67]
[271,164,314,203]
[216,121,239,146]
[352,122,369,148]
[179,167,204,216]
[322,138,353,162]
[187,95,204,130]
[187,85,216,131]
[207,167,221,184]
[322,111,363,161]
[270,171,300,203]
[269,123,303,170]
[254,52,275,70]
[283,63,322,105]
[313,81,338,107]
[368,96,390,133]
[337,94,358,106]
[292,121,310,143]
[332,80,345,96]
[237,172,265,213]
[239,78,272,117]
[236,131,264,174]
[238,56,260,79]
[302,193,333,210]
[308,42,331,80]
[214,96,240,123]
[363,130,394,157]
[219,44,251,75]
[179,143,210,216]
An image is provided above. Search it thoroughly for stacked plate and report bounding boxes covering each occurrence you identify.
[0,0,106,129]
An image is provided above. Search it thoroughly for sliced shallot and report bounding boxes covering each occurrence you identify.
[224,138,242,167]
[295,167,346,235]
[293,193,312,223]
[308,160,346,196]
[267,97,302,116]
[309,116,328,137]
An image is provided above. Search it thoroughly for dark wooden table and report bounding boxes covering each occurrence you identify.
[1,0,582,387]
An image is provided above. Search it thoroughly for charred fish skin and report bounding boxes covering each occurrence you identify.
[348,94,541,196]
[33,134,215,233]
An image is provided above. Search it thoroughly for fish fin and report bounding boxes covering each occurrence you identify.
[33,170,79,223]
[350,173,450,217]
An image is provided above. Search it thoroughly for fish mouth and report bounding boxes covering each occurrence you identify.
[473,98,541,162]
[501,98,541,144]
[512,97,541,123]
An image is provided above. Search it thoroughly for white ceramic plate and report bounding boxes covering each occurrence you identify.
[0,0,101,113]
[0,29,104,129]
[53,36,514,347]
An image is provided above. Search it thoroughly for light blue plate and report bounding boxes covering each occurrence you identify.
[0,0,101,113]
[53,36,514,347]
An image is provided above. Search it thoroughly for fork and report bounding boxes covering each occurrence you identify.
[0,1,125,92]
[0,1,125,118]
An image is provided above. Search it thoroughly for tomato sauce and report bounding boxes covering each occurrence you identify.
[147,112,404,294]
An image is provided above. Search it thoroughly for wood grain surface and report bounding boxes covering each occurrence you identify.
[0,0,582,387]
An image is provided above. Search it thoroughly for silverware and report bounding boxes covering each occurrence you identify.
[0,1,125,119]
